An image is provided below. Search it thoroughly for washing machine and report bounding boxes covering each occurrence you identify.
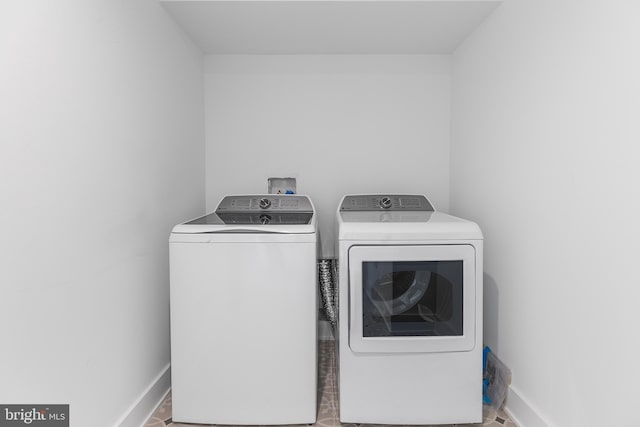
[336,194,483,425]
[169,195,317,425]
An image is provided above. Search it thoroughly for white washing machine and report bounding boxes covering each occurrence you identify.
[169,195,317,425]
[336,194,483,425]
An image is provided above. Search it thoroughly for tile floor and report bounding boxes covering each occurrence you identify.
[144,341,516,427]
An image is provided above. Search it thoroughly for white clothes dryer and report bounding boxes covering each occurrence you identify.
[170,195,317,425]
[336,194,483,425]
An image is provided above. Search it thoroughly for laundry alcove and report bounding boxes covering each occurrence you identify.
[161,0,503,258]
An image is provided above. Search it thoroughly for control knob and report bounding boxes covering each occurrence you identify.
[380,197,393,209]
[259,198,271,209]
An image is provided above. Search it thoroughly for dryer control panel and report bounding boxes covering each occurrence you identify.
[340,195,434,212]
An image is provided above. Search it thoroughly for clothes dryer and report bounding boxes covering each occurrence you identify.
[336,194,483,425]
[170,195,317,425]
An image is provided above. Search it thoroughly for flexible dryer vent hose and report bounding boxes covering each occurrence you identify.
[318,259,337,327]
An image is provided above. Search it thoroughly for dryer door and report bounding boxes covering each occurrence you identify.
[349,244,476,353]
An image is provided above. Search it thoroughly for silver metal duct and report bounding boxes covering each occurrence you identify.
[318,259,337,327]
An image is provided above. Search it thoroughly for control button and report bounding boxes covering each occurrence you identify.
[259,198,271,209]
[259,214,272,224]
[380,197,393,209]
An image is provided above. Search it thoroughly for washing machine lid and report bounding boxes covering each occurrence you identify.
[171,195,317,235]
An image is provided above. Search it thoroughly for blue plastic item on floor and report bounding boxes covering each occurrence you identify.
[483,346,493,404]
[482,346,512,414]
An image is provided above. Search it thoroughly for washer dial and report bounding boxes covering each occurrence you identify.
[259,198,271,209]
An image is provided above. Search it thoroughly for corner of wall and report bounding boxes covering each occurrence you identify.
[115,365,171,427]
[505,386,552,427]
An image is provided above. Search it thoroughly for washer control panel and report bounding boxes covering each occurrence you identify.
[216,195,313,213]
[340,195,434,212]
[196,195,315,225]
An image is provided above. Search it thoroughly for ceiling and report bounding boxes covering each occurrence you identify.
[161,0,503,54]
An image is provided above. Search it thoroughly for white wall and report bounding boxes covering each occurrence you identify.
[204,55,451,257]
[0,2,204,426]
[451,1,640,426]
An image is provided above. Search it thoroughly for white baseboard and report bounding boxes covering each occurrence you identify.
[505,385,552,427]
[115,364,171,427]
